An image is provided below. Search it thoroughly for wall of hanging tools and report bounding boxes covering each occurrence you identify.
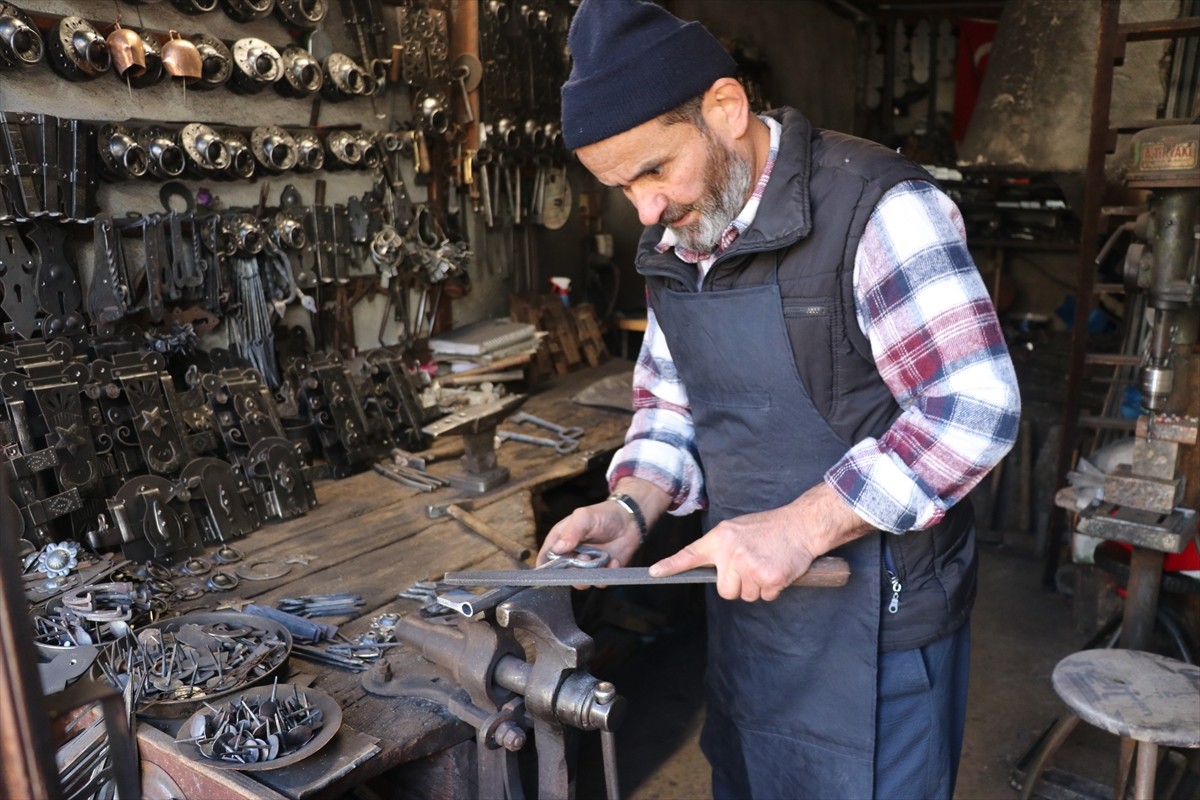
[0,0,578,567]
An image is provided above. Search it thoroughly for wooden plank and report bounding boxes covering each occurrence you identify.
[253,725,381,799]
[138,722,291,800]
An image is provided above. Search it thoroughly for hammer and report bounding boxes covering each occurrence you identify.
[428,501,532,563]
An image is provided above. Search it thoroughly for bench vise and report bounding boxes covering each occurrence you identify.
[363,586,624,800]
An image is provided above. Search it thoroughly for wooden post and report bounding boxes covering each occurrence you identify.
[0,472,62,800]
[450,0,482,151]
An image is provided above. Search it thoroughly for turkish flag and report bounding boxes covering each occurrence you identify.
[952,18,999,142]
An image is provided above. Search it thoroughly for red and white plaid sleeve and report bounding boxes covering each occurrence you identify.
[825,181,1021,533]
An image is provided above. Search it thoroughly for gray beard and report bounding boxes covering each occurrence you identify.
[667,134,755,255]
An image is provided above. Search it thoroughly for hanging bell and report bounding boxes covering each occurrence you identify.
[106,22,146,78]
[161,29,201,81]
[128,29,164,88]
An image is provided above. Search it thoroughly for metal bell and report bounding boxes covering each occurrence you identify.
[106,22,146,78]
[161,30,201,80]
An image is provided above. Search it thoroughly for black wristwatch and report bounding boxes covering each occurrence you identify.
[608,492,648,544]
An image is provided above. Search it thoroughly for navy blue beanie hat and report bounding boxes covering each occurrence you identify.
[560,0,737,151]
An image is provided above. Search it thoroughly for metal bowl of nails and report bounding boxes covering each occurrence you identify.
[98,611,292,719]
[174,682,341,770]
[32,581,164,658]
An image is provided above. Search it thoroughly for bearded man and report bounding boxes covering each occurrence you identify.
[538,1,1021,798]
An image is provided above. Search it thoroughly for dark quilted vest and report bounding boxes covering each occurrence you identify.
[636,108,977,650]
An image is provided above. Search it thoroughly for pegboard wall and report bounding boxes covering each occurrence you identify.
[0,0,586,559]
[0,0,575,356]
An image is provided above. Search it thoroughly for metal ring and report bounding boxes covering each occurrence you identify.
[146,577,176,595]
[0,4,44,68]
[234,560,292,581]
[206,571,239,591]
[179,556,212,576]
[171,582,206,601]
[144,562,173,581]
[159,181,196,214]
[415,206,438,248]
[212,544,244,564]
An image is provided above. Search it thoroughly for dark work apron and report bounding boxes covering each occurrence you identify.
[655,274,881,799]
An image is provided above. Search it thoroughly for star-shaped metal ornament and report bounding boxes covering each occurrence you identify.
[213,598,250,612]
[53,422,87,456]
[139,407,168,436]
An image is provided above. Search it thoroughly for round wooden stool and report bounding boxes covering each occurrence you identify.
[1023,649,1200,800]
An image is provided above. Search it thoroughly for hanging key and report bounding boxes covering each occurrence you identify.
[452,61,475,123]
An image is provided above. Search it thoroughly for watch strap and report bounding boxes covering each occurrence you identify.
[608,492,648,544]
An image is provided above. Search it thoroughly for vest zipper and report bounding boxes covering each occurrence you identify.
[883,539,902,614]
[782,303,829,317]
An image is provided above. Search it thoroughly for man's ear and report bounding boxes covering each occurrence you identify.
[703,78,750,140]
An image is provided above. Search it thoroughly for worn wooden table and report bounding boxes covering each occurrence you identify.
[136,362,635,799]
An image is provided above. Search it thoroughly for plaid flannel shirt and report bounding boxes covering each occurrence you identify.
[608,121,1020,534]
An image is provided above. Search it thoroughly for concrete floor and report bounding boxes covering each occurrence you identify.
[574,539,1197,800]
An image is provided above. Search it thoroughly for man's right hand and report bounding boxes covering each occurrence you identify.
[537,478,673,569]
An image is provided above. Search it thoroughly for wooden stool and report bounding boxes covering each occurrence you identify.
[1021,649,1200,800]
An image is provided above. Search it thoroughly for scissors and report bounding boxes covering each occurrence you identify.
[434,545,611,618]
[540,545,611,570]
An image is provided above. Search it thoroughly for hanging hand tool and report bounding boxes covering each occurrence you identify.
[497,429,579,454]
[510,410,583,439]
[87,214,131,326]
[444,551,852,589]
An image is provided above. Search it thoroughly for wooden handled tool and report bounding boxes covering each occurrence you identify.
[435,502,532,563]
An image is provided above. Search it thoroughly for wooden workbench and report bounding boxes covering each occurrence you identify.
[136,361,635,799]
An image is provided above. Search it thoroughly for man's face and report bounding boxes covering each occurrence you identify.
[577,115,753,254]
